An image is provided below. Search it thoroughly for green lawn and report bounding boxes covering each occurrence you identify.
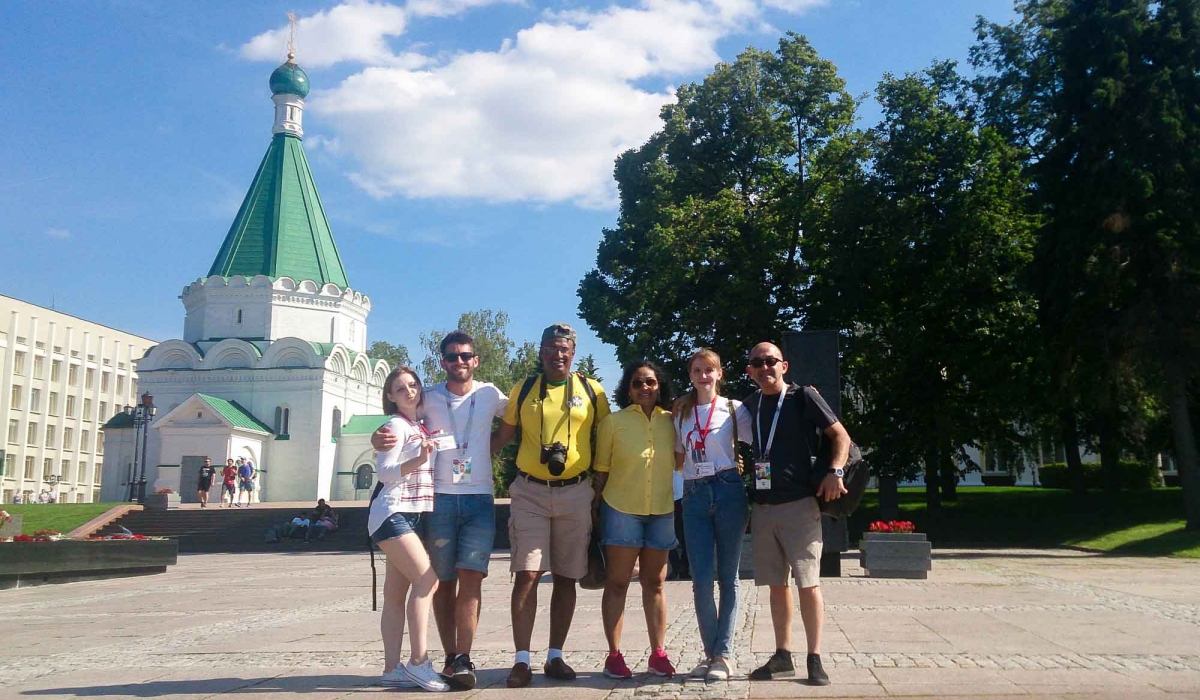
[4,503,122,535]
[847,486,1200,558]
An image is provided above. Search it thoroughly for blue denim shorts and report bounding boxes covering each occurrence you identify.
[371,511,425,545]
[600,500,677,551]
[425,494,496,580]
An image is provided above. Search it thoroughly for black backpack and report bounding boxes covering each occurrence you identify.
[513,372,600,464]
[810,428,867,518]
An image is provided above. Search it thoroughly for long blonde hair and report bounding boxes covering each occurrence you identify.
[676,348,724,421]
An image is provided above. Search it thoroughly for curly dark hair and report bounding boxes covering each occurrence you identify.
[614,359,675,410]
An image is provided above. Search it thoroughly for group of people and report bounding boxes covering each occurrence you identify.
[366,323,853,692]
[195,457,258,508]
[269,499,339,542]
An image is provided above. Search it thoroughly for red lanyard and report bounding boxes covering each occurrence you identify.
[397,414,430,437]
[692,398,718,452]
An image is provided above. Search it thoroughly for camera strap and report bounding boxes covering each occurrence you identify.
[539,374,573,454]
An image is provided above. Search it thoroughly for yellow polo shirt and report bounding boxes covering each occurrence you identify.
[502,373,610,480]
[594,404,677,516]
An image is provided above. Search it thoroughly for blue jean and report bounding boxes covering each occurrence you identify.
[681,468,749,660]
[425,493,496,580]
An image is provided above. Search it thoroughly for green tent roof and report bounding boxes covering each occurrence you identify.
[340,415,390,436]
[197,394,274,434]
[207,133,349,287]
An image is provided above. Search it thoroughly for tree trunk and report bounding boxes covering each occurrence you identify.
[1059,409,1086,494]
[924,447,941,511]
[1098,411,1122,492]
[939,442,958,502]
[878,476,900,521]
[1162,356,1200,531]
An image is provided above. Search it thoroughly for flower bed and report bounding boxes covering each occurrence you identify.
[860,521,931,579]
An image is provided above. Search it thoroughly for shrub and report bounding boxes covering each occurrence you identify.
[1039,460,1158,490]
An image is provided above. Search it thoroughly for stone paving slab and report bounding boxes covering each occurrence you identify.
[0,548,1198,699]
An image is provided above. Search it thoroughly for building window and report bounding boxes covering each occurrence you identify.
[237,309,243,324]
[282,408,290,435]
[44,424,55,447]
[131,379,137,396]
[42,458,52,480]
[51,360,61,382]
[93,464,102,485]
[29,387,40,412]
[332,407,342,438]
[100,401,108,420]
[7,419,17,444]
[10,385,20,408]
[101,372,110,392]
[75,493,83,503]
[24,457,34,479]
[3,454,14,477]
[33,355,44,378]
[66,395,76,418]
[274,406,291,435]
[14,351,26,375]
[85,368,94,389]
[79,461,87,484]
[27,422,38,445]
[83,398,92,420]
[69,364,78,385]
[63,427,73,449]
[61,460,71,481]
[49,391,59,415]
[97,430,104,454]
[81,430,90,451]
[117,375,125,394]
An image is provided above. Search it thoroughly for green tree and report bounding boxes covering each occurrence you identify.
[576,354,602,383]
[579,34,855,380]
[367,340,411,370]
[418,309,519,390]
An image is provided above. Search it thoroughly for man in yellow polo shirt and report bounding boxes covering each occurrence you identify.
[491,322,609,688]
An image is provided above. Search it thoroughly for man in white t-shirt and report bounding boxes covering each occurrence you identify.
[372,330,507,691]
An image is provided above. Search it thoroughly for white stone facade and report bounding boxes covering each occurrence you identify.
[0,294,156,504]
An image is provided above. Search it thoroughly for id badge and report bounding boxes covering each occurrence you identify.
[754,460,772,490]
[694,461,716,477]
[451,456,473,484]
[430,432,458,452]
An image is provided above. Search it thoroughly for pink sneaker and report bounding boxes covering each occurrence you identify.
[604,652,633,679]
[648,649,675,677]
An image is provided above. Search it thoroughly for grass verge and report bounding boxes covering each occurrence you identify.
[846,486,1199,558]
[4,503,122,535]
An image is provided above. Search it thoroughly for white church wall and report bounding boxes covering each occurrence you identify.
[100,427,137,502]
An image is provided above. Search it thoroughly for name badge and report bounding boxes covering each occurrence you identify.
[430,432,458,452]
[754,460,772,490]
[694,461,715,477]
[451,457,473,484]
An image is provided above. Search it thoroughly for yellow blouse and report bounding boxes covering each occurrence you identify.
[594,404,677,516]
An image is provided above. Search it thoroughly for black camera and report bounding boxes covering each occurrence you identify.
[540,442,568,476]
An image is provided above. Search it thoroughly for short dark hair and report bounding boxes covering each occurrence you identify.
[440,330,475,356]
[615,359,675,410]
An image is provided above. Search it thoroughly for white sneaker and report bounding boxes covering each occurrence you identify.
[403,658,450,692]
[707,657,733,681]
[690,659,711,678]
[379,669,416,687]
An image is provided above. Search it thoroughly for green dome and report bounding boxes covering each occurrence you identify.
[269,60,310,98]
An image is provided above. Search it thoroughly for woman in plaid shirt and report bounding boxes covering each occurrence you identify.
[369,365,447,692]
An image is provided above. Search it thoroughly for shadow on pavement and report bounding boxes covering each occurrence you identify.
[21,674,374,696]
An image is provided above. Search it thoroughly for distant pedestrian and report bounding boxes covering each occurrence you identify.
[221,459,238,508]
[237,458,257,507]
[196,457,216,508]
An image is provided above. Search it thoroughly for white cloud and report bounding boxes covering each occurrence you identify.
[241,0,827,207]
[240,2,409,68]
[45,227,71,240]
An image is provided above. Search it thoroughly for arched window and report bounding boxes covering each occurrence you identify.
[355,464,374,490]
[282,408,290,436]
[332,407,342,438]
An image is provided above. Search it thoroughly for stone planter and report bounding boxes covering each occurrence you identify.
[859,532,932,579]
[0,539,178,589]
[143,493,181,511]
[0,514,22,539]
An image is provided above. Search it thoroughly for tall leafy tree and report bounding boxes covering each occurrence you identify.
[417,309,519,390]
[367,340,411,371]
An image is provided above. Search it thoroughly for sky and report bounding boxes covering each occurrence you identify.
[0,0,1017,386]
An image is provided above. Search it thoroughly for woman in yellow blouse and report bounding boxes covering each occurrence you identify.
[592,360,678,679]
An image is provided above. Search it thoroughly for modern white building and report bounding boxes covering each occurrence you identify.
[100,54,390,504]
[0,295,156,504]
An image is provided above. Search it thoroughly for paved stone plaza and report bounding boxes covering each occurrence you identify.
[1,548,1198,699]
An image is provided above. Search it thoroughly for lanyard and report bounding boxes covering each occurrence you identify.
[397,413,430,438]
[692,398,718,452]
[755,389,787,460]
[444,389,476,454]
[539,374,573,451]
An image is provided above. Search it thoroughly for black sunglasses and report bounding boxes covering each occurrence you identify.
[631,378,659,389]
[749,357,783,368]
[443,352,477,363]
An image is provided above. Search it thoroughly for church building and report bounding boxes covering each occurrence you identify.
[100,54,389,503]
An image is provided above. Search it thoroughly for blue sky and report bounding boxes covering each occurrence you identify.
[0,0,1015,385]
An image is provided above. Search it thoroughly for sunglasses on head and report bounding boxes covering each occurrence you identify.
[631,378,659,389]
[443,352,477,363]
[749,357,783,368]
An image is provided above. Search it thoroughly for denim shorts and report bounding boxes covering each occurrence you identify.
[425,493,496,580]
[600,500,677,551]
[371,511,426,545]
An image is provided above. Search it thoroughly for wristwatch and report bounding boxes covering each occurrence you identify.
[830,467,845,478]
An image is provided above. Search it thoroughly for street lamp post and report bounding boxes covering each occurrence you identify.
[124,393,157,504]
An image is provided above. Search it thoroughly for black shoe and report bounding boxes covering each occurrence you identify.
[806,653,830,686]
[749,650,795,680]
[447,653,477,690]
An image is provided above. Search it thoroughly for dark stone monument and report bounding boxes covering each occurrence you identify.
[783,330,848,577]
